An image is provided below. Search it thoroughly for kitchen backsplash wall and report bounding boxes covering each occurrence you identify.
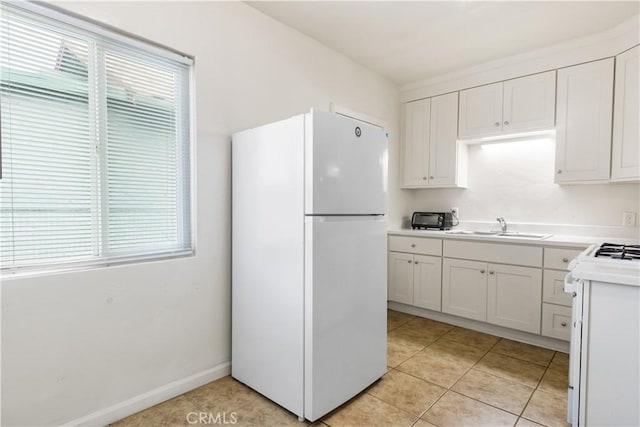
[405,137,640,232]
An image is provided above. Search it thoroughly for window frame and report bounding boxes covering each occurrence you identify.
[0,1,197,278]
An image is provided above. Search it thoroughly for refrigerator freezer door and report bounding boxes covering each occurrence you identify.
[304,215,387,421]
[305,111,387,215]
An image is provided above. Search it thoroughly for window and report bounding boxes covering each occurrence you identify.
[0,2,193,273]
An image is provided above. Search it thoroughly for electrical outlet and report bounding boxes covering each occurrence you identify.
[451,207,459,219]
[622,211,637,227]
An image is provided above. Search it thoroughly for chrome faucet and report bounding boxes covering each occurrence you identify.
[496,217,507,233]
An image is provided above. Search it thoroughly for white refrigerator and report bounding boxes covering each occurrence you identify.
[232,110,388,421]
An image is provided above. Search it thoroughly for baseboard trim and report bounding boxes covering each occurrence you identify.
[388,302,570,353]
[64,361,231,427]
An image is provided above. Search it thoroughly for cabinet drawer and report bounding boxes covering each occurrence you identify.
[541,303,572,341]
[543,270,572,306]
[544,247,583,270]
[443,240,542,267]
[389,236,442,256]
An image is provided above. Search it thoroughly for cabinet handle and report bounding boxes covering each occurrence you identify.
[407,260,412,264]
[561,321,567,327]
[429,176,434,180]
[480,269,486,274]
[415,261,419,264]
[494,122,500,127]
[503,121,509,125]
[562,257,569,263]
[422,176,427,180]
[489,271,494,275]
[557,169,562,174]
[411,244,416,248]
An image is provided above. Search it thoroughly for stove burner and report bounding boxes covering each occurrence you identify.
[595,243,640,260]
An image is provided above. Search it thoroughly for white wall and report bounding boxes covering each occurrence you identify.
[405,138,640,235]
[0,2,403,425]
[400,17,640,237]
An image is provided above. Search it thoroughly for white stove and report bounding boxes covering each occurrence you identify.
[565,241,640,427]
[569,243,640,287]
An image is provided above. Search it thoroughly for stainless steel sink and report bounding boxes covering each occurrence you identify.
[446,230,552,239]
[446,230,501,236]
[496,231,552,239]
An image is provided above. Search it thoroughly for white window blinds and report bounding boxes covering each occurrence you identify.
[0,3,193,272]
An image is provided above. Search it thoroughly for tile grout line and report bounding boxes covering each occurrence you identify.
[424,337,556,423]
[433,337,537,422]
[386,316,562,427]
[360,388,422,426]
[515,350,556,427]
[386,326,479,425]
[411,334,500,425]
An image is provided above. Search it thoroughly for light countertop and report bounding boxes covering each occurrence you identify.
[388,228,639,248]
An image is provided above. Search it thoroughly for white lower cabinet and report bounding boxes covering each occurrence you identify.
[543,269,573,306]
[443,258,542,333]
[487,264,542,334]
[389,252,442,311]
[388,251,414,305]
[413,255,442,311]
[390,234,584,342]
[541,303,572,341]
[540,246,584,341]
[442,258,487,322]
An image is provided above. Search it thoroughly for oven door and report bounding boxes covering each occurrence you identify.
[565,272,583,426]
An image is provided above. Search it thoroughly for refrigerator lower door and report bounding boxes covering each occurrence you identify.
[305,111,388,215]
[304,215,387,421]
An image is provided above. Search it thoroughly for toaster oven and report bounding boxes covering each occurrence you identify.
[411,212,453,230]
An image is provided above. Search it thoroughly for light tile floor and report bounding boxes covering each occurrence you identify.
[113,310,570,427]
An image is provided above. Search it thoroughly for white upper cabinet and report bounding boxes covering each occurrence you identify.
[458,82,503,139]
[503,71,556,134]
[555,58,614,183]
[428,92,465,187]
[402,93,466,188]
[458,71,556,139]
[611,45,640,182]
[403,99,430,186]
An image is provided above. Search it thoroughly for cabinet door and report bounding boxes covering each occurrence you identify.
[388,251,414,304]
[611,45,639,181]
[487,264,542,334]
[413,254,442,312]
[458,82,503,139]
[442,258,487,321]
[541,303,571,341]
[555,58,614,183]
[543,270,573,307]
[403,99,430,186]
[428,92,462,187]
[503,71,556,134]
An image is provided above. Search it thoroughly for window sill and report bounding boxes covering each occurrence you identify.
[0,249,195,280]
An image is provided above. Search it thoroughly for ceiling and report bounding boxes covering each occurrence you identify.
[247,1,639,86]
